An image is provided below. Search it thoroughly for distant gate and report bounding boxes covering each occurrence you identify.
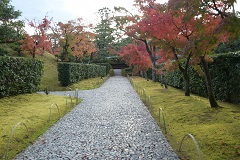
[110,63,129,69]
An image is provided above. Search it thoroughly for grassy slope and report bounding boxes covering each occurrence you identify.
[132,76,240,160]
[36,52,108,91]
[36,53,65,91]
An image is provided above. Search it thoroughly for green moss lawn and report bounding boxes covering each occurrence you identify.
[0,94,81,159]
[131,76,240,160]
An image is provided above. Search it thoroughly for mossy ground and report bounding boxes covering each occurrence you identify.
[36,53,63,91]
[131,76,240,160]
[0,94,81,159]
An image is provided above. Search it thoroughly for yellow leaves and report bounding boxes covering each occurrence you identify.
[193,65,204,77]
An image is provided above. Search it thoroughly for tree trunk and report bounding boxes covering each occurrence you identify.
[152,67,156,82]
[142,39,157,82]
[201,57,220,108]
[175,52,191,96]
[88,52,94,64]
[33,46,36,59]
[143,71,149,80]
[161,72,168,89]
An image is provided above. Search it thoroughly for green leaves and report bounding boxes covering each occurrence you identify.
[0,0,24,44]
[58,62,106,86]
[165,52,240,103]
[94,7,115,61]
[0,56,44,97]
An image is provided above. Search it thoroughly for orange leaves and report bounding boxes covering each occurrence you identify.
[71,33,97,58]
[20,34,34,54]
[51,18,97,61]
[20,17,53,58]
[20,33,52,57]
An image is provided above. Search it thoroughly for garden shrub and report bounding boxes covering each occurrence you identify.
[58,62,106,86]
[210,52,240,103]
[0,48,9,56]
[97,63,112,75]
[0,56,44,97]
[121,68,127,77]
[164,52,240,103]
[109,69,114,76]
[122,68,132,76]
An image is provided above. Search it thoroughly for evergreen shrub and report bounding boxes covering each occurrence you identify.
[58,62,106,86]
[0,56,44,97]
[165,52,240,103]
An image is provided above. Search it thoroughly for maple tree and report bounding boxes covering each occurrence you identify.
[133,1,201,96]
[51,18,97,62]
[116,40,152,77]
[114,6,160,81]
[141,0,239,107]
[20,17,52,58]
[167,0,240,108]
[116,0,239,107]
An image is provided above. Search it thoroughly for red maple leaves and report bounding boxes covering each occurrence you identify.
[20,17,52,58]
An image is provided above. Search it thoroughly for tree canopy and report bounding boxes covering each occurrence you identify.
[51,18,97,62]
[0,0,24,44]
[94,7,115,62]
[114,0,240,107]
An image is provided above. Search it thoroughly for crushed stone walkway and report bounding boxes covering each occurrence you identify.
[14,69,179,160]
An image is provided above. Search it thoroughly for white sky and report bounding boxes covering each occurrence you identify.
[11,0,240,33]
[11,0,148,24]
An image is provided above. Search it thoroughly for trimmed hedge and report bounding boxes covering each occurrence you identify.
[97,63,112,75]
[165,52,240,103]
[58,62,106,86]
[0,56,44,97]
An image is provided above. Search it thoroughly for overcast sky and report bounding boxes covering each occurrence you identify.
[11,0,147,24]
[11,0,240,31]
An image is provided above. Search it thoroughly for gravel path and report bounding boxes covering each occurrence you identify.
[14,69,179,160]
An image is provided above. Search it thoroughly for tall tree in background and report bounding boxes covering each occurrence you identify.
[51,18,96,62]
[94,7,115,62]
[0,0,25,54]
[113,36,133,52]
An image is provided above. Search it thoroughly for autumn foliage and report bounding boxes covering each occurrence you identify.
[51,18,97,62]
[20,17,52,58]
[114,0,239,107]
[116,40,151,71]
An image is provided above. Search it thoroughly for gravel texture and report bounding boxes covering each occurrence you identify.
[14,69,179,160]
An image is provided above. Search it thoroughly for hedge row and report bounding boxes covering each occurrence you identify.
[58,62,106,86]
[0,56,44,97]
[96,63,112,75]
[165,52,240,103]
